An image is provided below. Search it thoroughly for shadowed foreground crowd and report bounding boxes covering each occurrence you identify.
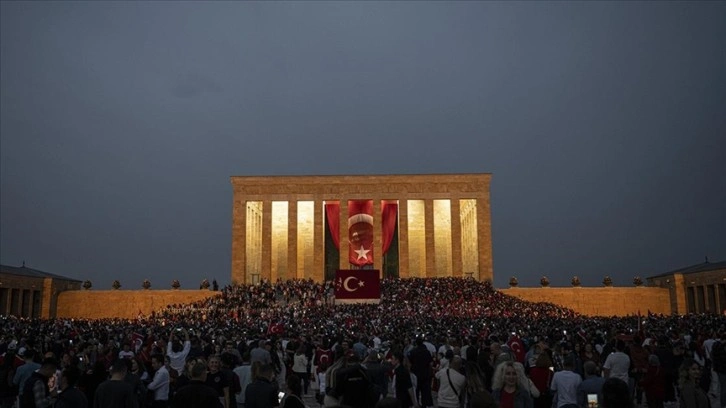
[0,277,725,408]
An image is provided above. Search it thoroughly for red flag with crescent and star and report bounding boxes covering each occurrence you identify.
[334,269,380,304]
[347,200,374,266]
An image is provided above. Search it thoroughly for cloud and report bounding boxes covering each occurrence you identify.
[170,72,222,99]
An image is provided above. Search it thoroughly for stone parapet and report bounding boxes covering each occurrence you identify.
[56,290,220,319]
[503,286,672,316]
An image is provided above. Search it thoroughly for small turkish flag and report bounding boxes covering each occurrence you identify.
[334,269,380,304]
[508,334,526,363]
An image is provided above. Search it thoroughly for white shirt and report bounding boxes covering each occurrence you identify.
[435,368,466,408]
[147,365,170,401]
[233,364,251,404]
[166,340,191,374]
[551,369,582,408]
[603,352,630,383]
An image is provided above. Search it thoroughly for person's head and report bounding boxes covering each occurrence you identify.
[286,373,302,396]
[492,361,519,390]
[208,355,221,373]
[60,365,82,390]
[535,351,553,368]
[150,354,164,371]
[602,378,633,408]
[257,363,274,380]
[450,356,463,371]
[190,362,208,381]
[392,351,404,366]
[563,355,576,371]
[110,359,128,378]
[678,358,701,386]
[615,339,626,352]
[584,361,598,377]
[38,357,58,378]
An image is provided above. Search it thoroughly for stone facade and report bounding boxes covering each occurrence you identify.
[230,174,493,284]
[0,264,81,318]
[647,261,726,314]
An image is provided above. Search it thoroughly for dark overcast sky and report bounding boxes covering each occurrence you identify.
[2,2,725,289]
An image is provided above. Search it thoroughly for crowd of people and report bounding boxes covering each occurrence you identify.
[0,277,724,408]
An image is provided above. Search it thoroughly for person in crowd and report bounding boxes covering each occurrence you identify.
[94,359,139,408]
[603,340,630,385]
[280,374,305,408]
[250,341,272,366]
[167,329,192,376]
[408,338,433,408]
[550,356,581,408]
[14,349,40,403]
[678,358,709,408]
[206,354,232,408]
[435,355,465,408]
[175,356,198,391]
[54,365,88,408]
[465,363,496,408]
[579,343,600,372]
[491,361,533,408]
[244,364,278,408]
[291,346,309,396]
[600,378,632,408]
[640,354,666,408]
[123,358,148,408]
[363,350,390,400]
[20,357,57,408]
[130,357,149,382]
[0,347,17,408]
[528,351,554,408]
[148,353,171,407]
[171,362,223,408]
[333,352,375,408]
[233,352,252,408]
[577,361,605,408]
[392,351,418,408]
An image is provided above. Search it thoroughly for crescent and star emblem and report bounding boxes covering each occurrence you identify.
[343,276,365,292]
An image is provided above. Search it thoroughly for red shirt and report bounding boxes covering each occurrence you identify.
[500,389,515,408]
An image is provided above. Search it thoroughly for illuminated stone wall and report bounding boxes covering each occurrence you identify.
[56,290,220,319]
[56,286,671,318]
[504,287,672,316]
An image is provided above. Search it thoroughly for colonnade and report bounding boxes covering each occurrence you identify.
[230,174,493,285]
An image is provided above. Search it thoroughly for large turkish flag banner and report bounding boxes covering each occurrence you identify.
[348,200,374,266]
[334,269,381,304]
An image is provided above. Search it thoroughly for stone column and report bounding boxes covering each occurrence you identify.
[339,199,349,270]
[673,273,687,314]
[261,200,272,282]
[27,290,35,318]
[231,193,246,285]
[450,198,463,277]
[42,278,53,318]
[476,190,494,283]
[17,289,24,317]
[373,199,383,275]
[424,199,436,277]
[313,199,324,282]
[398,199,409,279]
[1,288,10,316]
[288,200,298,279]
